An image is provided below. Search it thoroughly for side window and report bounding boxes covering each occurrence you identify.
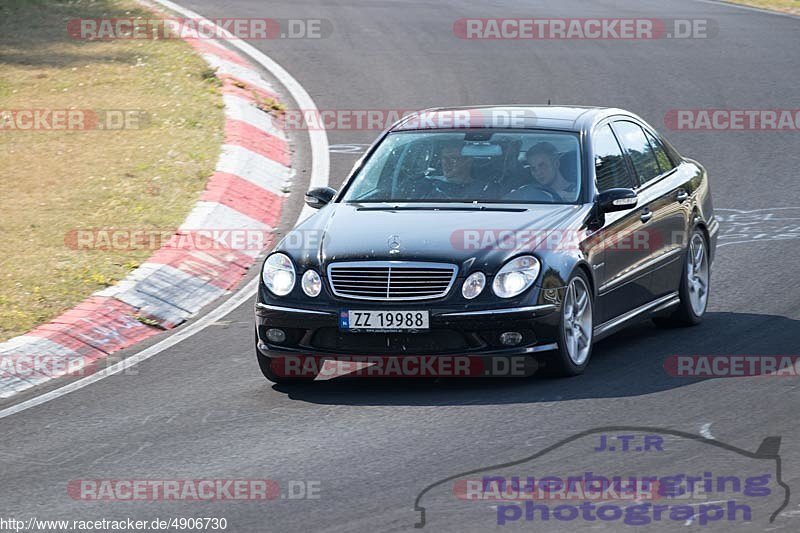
[613,121,661,185]
[644,129,675,173]
[593,124,636,191]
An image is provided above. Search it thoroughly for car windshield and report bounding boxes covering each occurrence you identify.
[341,130,582,204]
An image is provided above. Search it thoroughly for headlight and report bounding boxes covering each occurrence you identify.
[492,256,540,298]
[301,269,322,297]
[262,253,295,296]
[462,272,486,299]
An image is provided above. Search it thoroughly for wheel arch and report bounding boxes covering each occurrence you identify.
[573,260,596,299]
[691,209,713,263]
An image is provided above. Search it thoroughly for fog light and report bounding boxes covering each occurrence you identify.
[500,331,523,346]
[266,328,286,343]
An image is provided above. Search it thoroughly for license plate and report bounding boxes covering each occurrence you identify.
[340,310,430,331]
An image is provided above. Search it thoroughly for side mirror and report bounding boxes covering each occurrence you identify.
[304,187,337,209]
[597,188,638,213]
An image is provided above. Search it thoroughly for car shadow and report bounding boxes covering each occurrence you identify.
[271,312,800,406]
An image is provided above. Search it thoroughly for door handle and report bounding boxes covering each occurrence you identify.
[676,189,689,203]
[640,209,653,223]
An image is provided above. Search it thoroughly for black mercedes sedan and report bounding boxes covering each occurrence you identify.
[255,106,718,382]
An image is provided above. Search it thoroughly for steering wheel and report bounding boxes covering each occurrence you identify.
[402,173,462,200]
[397,173,433,198]
[504,184,559,203]
[428,179,462,200]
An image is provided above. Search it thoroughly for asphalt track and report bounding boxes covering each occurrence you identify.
[2,1,800,531]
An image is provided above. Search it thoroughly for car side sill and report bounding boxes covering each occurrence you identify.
[593,292,680,341]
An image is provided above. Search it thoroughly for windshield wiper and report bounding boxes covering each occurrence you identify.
[354,204,528,212]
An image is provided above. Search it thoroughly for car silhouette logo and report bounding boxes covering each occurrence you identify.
[413,426,790,528]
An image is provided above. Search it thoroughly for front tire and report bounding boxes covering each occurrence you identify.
[654,228,709,327]
[546,270,594,377]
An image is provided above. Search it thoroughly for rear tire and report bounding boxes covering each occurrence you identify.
[653,228,709,327]
[544,270,594,377]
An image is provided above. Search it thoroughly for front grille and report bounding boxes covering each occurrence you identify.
[327,261,458,301]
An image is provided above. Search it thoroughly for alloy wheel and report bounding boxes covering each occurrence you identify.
[562,276,593,365]
[687,233,709,316]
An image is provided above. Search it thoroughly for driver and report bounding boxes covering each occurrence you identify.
[525,142,572,201]
[423,140,487,198]
[438,141,474,185]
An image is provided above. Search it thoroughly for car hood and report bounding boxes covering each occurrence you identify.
[278,203,586,274]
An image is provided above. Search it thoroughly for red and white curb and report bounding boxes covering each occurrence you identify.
[0,37,291,398]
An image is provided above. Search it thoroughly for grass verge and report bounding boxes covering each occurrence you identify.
[0,0,224,341]
[727,0,800,15]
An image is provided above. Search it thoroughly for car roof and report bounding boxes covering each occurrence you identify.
[389,105,638,134]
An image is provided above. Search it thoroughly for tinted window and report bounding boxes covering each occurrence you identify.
[593,124,635,191]
[644,129,675,173]
[613,121,662,185]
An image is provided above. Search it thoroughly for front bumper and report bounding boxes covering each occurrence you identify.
[255,299,562,359]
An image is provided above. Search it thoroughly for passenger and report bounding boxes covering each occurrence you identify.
[525,142,572,201]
